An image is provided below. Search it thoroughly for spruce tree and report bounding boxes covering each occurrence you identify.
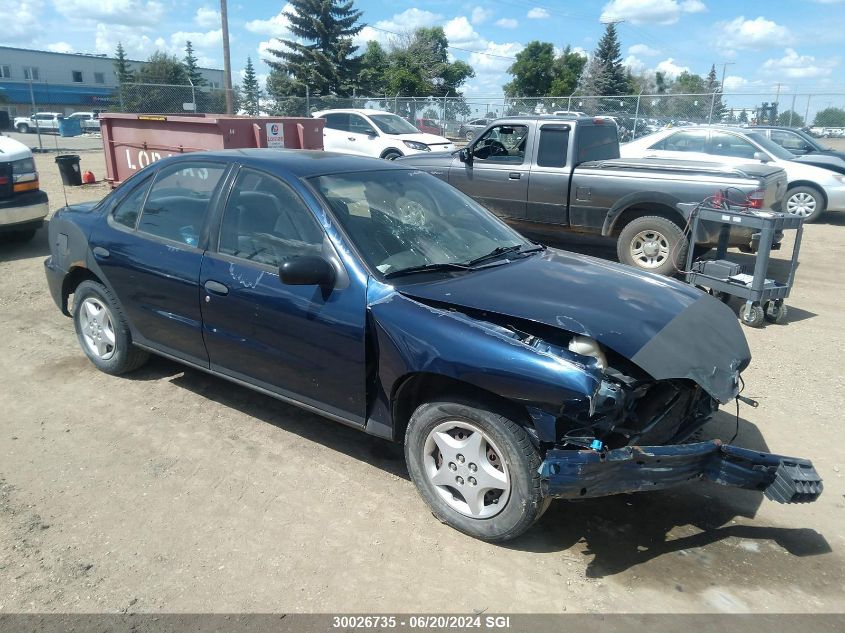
[242,57,261,115]
[114,42,135,84]
[184,41,206,87]
[705,63,726,121]
[266,0,364,97]
[593,23,629,96]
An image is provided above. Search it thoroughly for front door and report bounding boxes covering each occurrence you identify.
[89,160,228,366]
[449,123,530,218]
[199,167,367,423]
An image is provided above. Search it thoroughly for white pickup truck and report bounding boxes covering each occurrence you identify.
[13,112,63,134]
[0,134,49,242]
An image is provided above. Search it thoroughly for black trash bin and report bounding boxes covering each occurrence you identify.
[55,154,82,186]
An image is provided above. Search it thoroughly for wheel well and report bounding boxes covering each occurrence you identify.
[391,373,535,444]
[611,203,683,237]
[60,267,102,315]
[787,181,827,206]
[380,148,403,159]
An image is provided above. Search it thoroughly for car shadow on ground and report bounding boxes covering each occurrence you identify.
[506,410,832,576]
[0,221,51,263]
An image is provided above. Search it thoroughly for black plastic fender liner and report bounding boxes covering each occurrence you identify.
[539,440,823,503]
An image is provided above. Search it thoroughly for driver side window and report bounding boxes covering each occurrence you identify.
[349,114,376,136]
[472,124,529,163]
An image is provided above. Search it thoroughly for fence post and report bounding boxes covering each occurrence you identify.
[804,94,812,127]
[707,91,716,124]
[789,93,797,126]
[305,84,310,116]
[118,81,125,111]
[633,90,642,138]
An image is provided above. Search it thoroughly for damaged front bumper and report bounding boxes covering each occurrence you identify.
[539,440,822,504]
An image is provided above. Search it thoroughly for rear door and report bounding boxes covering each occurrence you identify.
[89,160,228,366]
[199,167,368,423]
[448,122,530,218]
[321,112,355,154]
[526,123,572,224]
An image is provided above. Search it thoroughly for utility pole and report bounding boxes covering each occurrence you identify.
[220,0,234,114]
[719,62,735,92]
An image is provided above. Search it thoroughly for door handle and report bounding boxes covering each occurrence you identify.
[347,137,356,141]
[92,246,109,258]
[508,172,521,180]
[204,280,229,296]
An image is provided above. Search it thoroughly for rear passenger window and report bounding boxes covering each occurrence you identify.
[138,162,225,246]
[218,169,324,268]
[323,113,349,131]
[112,176,152,229]
[537,127,569,167]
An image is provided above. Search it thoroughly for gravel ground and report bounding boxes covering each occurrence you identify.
[0,149,843,614]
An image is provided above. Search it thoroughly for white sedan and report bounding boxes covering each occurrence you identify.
[621,126,845,222]
[313,109,454,160]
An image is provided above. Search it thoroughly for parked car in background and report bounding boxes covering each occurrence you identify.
[458,118,494,141]
[621,126,845,222]
[415,117,443,135]
[552,110,587,117]
[14,112,63,134]
[399,116,788,276]
[751,126,845,175]
[43,149,821,542]
[67,112,101,132]
[0,133,49,242]
[313,109,454,160]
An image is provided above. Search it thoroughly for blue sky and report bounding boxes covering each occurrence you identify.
[6,0,845,99]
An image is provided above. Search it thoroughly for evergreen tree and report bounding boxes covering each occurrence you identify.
[241,57,261,115]
[593,23,629,96]
[184,41,206,87]
[266,0,364,97]
[705,64,726,121]
[114,42,135,84]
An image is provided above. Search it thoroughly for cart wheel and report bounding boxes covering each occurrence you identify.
[739,303,765,328]
[764,301,788,324]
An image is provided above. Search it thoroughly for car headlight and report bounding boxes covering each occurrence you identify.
[403,140,430,151]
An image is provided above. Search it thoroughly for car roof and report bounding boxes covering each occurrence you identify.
[159,148,415,179]
[312,109,392,116]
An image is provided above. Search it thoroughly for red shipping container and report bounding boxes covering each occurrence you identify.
[99,113,325,186]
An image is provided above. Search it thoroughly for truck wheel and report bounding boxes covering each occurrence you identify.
[785,186,825,223]
[617,215,687,276]
[72,280,149,375]
[16,123,31,134]
[405,400,548,542]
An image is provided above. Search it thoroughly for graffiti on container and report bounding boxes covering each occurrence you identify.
[124,148,173,172]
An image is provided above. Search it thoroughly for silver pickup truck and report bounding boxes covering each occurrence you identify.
[399,115,788,275]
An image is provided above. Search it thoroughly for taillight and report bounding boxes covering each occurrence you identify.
[746,189,765,209]
[0,176,9,186]
[13,179,39,193]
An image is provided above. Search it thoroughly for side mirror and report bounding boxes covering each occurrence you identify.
[753,151,770,163]
[279,255,336,287]
[459,148,472,163]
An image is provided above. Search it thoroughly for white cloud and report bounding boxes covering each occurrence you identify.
[245,4,295,37]
[495,18,518,29]
[623,55,646,74]
[7,0,45,43]
[54,0,165,27]
[169,29,223,52]
[47,41,74,53]
[655,58,690,79]
[471,7,494,24]
[527,8,550,19]
[94,23,164,58]
[258,38,287,63]
[628,43,660,57]
[194,6,220,29]
[716,16,790,50]
[443,16,487,50]
[600,0,707,26]
[762,48,838,79]
[722,75,749,91]
[352,8,443,47]
[466,41,523,95]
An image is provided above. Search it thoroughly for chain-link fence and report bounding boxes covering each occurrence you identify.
[116,82,236,116]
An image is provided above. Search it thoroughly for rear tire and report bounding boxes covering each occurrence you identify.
[617,215,687,276]
[405,400,548,542]
[72,280,149,375]
[16,123,31,134]
[785,186,825,223]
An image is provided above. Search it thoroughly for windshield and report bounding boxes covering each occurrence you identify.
[369,114,421,135]
[310,169,529,277]
[793,129,826,151]
[746,132,795,161]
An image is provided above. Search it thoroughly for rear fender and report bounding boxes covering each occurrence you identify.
[602,191,684,236]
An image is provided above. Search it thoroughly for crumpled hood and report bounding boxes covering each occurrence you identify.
[397,248,750,403]
[393,132,452,146]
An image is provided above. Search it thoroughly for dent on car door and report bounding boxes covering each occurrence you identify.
[89,160,227,366]
[199,167,368,423]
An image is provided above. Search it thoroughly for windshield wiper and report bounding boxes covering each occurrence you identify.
[462,243,543,268]
[383,262,472,279]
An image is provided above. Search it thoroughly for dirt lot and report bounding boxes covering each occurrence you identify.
[1,149,844,614]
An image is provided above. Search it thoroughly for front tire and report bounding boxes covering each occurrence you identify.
[72,280,149,375]
[785,186,825,223]
[17,123,31,134]
[405,400,547,542]
[381,150,403,160]
[617,215,687,276]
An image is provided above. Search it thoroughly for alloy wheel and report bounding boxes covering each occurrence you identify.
[78,297,117,360]
[629,229,670,269]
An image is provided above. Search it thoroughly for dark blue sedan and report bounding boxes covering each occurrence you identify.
[44,150,821,541]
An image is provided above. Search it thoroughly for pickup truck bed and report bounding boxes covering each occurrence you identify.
[400,116,788,275]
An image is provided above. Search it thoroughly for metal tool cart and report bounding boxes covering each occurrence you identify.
[682,203,804,328]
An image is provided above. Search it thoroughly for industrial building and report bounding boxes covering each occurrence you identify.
[0,46,224,123]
